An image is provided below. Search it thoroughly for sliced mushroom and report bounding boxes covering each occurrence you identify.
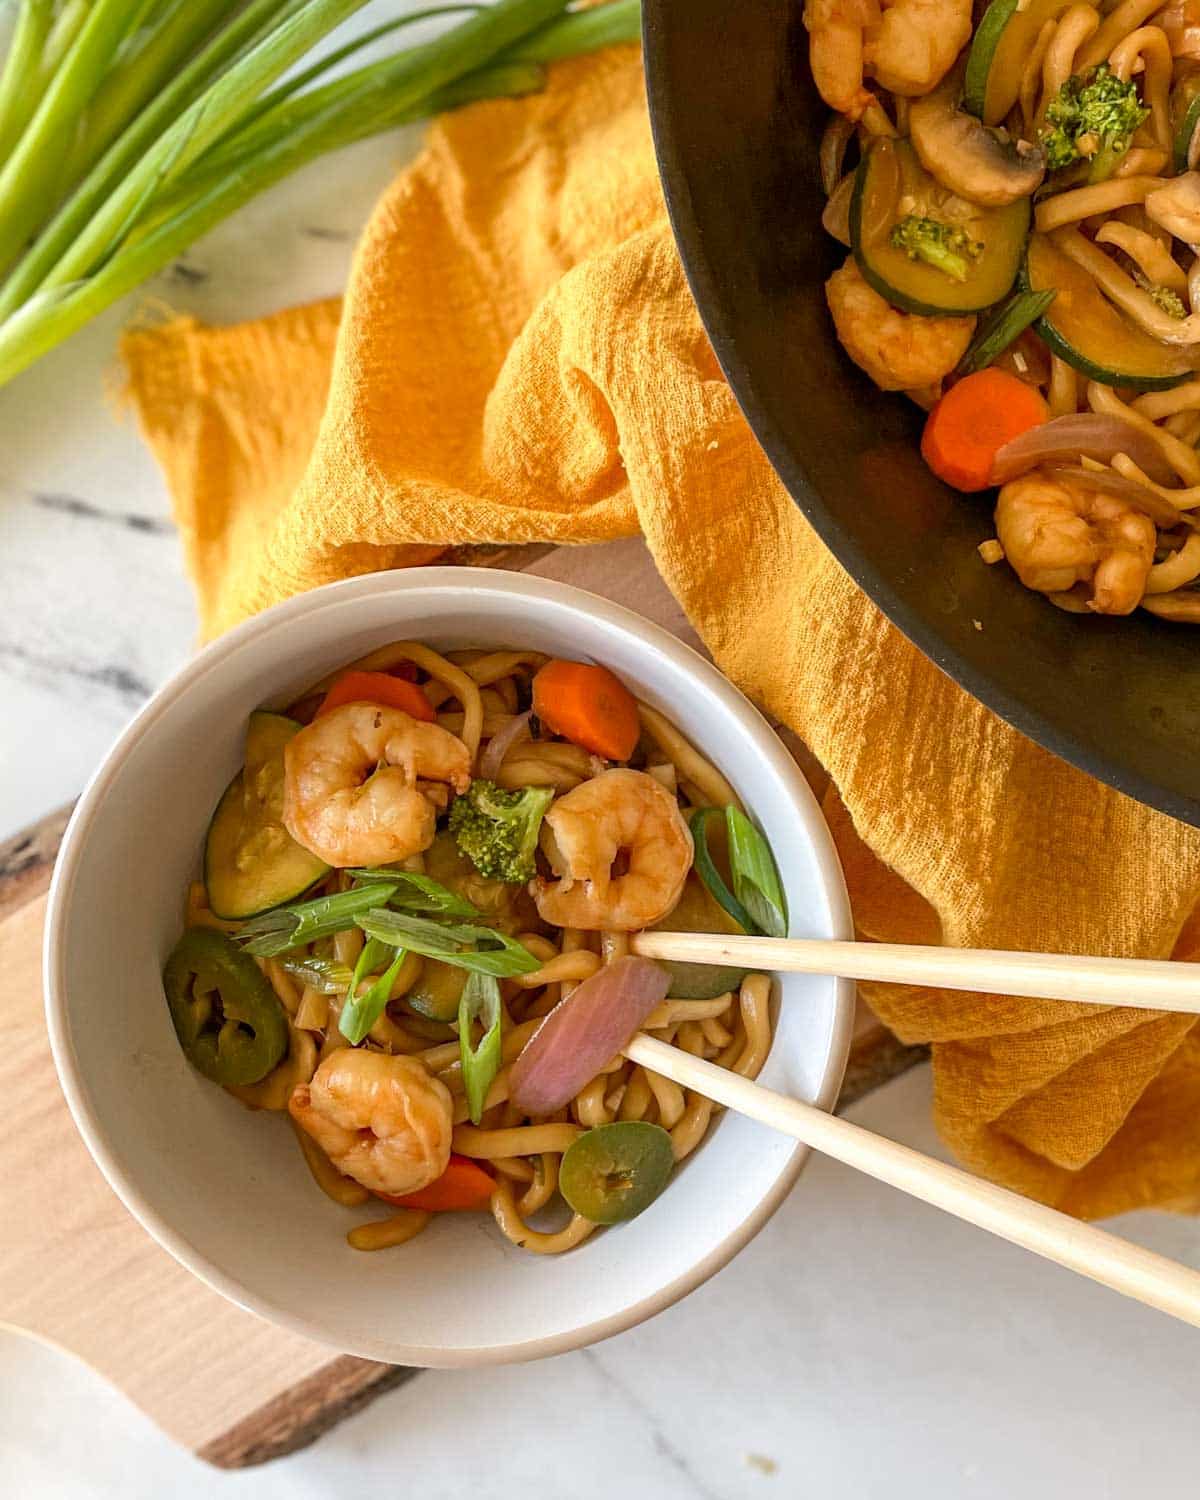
[910,64,1045,207]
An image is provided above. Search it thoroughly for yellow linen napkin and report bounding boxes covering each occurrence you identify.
[122,45,1200,1218]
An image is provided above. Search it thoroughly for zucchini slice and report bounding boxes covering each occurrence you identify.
[204,711,329,920]
[1024,233,1196,390]
[651,874,752,1002]
[851,139,1029,316]
[1172,71,1200,174]
[965,0,1096,125]
[405,959,467,1022]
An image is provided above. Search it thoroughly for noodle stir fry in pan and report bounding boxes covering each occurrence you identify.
[809,0,1200,620]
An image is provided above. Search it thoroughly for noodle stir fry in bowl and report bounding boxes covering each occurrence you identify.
[169,641,789,1256]
[46,570,852,1363]
[811,0,1200,621]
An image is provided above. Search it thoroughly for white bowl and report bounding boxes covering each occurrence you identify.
[45,569,853,1366]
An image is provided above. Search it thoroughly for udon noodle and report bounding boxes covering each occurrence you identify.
[167,642,778,1255]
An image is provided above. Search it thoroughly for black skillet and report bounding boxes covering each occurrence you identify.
[642,0,1200,828]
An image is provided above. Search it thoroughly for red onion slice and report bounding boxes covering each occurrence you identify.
[990,414,1177,487]
[509,957,671,1117]
[479,710,531,781]
[1040,464,1190,528]
[819,114,855,197]
[821,175,854,248]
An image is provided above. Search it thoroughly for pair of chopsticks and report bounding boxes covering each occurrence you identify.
[626,930,1200,1329]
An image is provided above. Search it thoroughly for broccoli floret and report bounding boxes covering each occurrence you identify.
[448,779,554,883]
[1040,121,1081,173]
[1127,263,1188,319]
[1148,284,1187,320]
[888,215,982,282]
[1041,66,1148,177]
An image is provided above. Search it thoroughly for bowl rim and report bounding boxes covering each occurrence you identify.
[641,1,1200,830]
[44,566,854,1366]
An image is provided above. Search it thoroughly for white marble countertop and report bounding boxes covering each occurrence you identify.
[3,8,1200,1495]
[0,106,431,840]
[6,1067,1200,1498]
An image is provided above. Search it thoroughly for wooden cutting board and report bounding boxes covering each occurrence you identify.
[0,541,927,1467]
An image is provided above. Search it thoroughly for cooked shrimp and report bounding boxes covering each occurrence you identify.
[995,472,1156,614]
[288,1049,453,1196]
[1146,172,1200,242]
[804,0,880,117]
[864,0,971,96]
[531,768,693,932]
[825,257,975,392]
[283,702,470,867]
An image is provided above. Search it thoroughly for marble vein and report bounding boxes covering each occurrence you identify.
[580,1348,726,1500]
[168,260,209,284]
[29,492,175,536]
[0,640,153,704]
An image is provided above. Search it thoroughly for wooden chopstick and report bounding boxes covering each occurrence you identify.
[624,1033,1200,1329]
[629,932,1200,1013]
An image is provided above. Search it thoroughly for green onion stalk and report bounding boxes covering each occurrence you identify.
[67,0,244,181]
[0,0,642,387]
[0,0,341,317]
[32,0,389,291]
[0,2,56,164]
[0,0,151,273]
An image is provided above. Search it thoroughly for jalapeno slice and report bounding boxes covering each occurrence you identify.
[559,1121,675,1225]
[163,928,288,1086]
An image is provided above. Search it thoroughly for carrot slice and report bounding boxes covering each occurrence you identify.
[376,1154,495,1213]
[317,670,436,722]
[921,368,1049,493]
[531,659,640,761]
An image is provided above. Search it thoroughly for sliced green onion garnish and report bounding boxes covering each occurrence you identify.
[339,938,408,1044]
[725,806,787,939]
[237,882,399,956]
[356,908,540,978]
[275,954,354,994]
[348,867,480,918]
[458,971,502,1125]
[688,807,756,933]
[956,290,1055,376]
[350,936,392,996]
